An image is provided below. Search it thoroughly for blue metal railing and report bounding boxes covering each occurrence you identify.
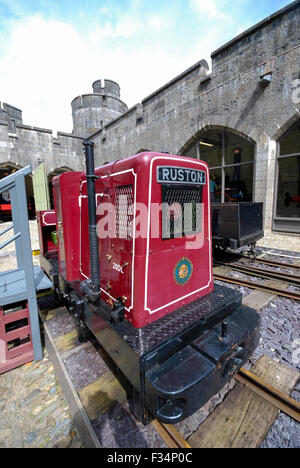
[0,166,42,361]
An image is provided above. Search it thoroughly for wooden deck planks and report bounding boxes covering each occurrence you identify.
[54,329,82,354]
[188,355,299,448]
[78,371,127,421]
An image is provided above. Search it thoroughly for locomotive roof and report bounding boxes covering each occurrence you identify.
[91,151,209,179]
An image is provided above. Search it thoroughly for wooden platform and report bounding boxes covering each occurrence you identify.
[0,265,53,306]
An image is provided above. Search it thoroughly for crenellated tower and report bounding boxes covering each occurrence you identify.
[71,79,128,138]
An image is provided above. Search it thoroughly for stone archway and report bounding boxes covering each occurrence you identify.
[0,162,35,220]
[273,119,300,233]
[180,127,256,203]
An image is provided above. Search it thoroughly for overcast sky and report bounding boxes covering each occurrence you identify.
[0,0,293,135]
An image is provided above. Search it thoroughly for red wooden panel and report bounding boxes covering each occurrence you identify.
[0,350,34,374]
[0,302,34,373]
[1,308,29,325]
[0,323,5,338]
[6,325,31,342]
[7,340,32,360]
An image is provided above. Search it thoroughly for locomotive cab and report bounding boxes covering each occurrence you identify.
[40,145,260,424]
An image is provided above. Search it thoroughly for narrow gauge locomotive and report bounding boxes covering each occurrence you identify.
[38,142,260,424]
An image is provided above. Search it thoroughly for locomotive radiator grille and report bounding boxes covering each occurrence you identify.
[161,185,203,239]
[115,185,134,239]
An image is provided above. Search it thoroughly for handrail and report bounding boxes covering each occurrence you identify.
[0,224,13,237]
[0,164,42,361]
[0,165,31,191]
[0,232,21,250]
[0,182,15,195]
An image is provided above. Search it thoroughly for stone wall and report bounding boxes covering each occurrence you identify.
[89,1,300,232]
[0,122,85,174]
[0,102,23,132]
[0,1,299,236]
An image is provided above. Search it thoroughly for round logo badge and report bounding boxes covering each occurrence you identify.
[174,258,193,285]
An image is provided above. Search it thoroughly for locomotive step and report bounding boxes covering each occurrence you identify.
[145,305,260,423]
[83,283,260,424]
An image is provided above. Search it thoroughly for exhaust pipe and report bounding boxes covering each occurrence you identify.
[80,140,101,303]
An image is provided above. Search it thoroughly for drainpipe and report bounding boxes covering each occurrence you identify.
[80,140,101,303]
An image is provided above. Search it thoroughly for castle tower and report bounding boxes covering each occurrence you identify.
[0,102,23,132]
[71,79,128,138]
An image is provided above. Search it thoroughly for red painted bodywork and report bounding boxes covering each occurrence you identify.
[53,152,213,328]
[36,210,57,258]
[0,200,35,219]
[0,203,12,215]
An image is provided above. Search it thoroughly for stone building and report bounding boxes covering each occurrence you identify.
[88,0,300,237]
[0,0,299,241]
[72,79,128,138]
[0,102,85,209]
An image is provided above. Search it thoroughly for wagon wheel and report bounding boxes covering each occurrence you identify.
[248,243,257,260]
[218,239,228,251]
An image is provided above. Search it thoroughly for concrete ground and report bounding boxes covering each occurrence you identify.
[257,231,300,252]
[0,220,83,448]
[0,351,82,448]
[0,220,40,272]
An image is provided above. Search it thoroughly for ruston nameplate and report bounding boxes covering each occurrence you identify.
[157,166,206,185]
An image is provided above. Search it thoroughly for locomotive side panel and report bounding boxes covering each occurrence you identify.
[79,169,136,317]
[81,153,215,328]
[144,157,213,326]
[53,172,82,282]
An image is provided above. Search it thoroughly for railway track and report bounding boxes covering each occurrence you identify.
[151,420,191,449]
[218,250,300,270]
[235,368,300,423]
[151,367,300,448]
[214,260,300,286]
[42,299,299,448]
[213,252,300,300]
[213,272,300,301]
[238,253,300,271]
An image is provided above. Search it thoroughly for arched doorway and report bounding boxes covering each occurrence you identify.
[273,120,300,233]
[182,128,255,203]
[0,162,35,221]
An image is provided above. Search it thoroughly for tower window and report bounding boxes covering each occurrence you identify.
[10,119,16,133]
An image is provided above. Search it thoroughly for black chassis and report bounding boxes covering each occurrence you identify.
[44,255,260,425]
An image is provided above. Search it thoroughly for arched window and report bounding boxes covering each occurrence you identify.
[274,121,300,233]
[183,129,255,203]
[0,163,35,220]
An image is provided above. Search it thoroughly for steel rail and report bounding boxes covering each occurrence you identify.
[213,272,300,301]
[214,260,300,285]
[236,253,300,271]
[236,368,300,423]
[151,420,191,449]
[153,366,300,448]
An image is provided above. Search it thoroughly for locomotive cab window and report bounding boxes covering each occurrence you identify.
[161,184,203,239]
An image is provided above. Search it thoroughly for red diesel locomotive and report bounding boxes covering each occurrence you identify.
[38,141,260,424]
